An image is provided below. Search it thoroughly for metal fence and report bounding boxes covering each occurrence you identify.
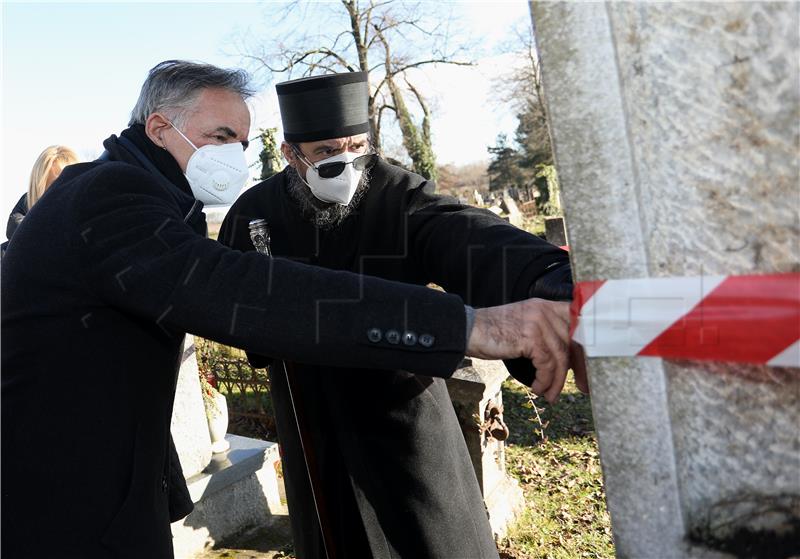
[196,339,277,440]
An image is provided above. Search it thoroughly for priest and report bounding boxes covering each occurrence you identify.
[218,71,581,559]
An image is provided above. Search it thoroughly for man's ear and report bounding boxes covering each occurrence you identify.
[281,142,298,169]
[145,113,172,149]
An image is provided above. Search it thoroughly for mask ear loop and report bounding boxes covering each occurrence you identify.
[289,145,315,189]
[290,144,318,172]
[169,121,200,151]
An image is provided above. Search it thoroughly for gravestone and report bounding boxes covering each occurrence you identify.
[531,2,800,557]
[500,194,524,228]
[170,337,287,557]
[446,358,525,540]
[170,336,213,478]
[544,217,567,247]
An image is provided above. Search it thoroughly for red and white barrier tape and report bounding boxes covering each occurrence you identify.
[570,273,800,367]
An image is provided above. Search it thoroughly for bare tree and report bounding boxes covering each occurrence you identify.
[237,0,474,180]
[491,24,556,208]
[497,24,551,168]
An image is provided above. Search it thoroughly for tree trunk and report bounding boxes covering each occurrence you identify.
[377,27,437,180]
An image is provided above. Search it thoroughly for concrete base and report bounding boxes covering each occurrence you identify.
[485,473,525,542]
[171,434,288,559]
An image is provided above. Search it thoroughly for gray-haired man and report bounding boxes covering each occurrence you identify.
[2,61,579,558]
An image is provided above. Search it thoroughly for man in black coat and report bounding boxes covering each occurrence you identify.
[218,72,585,559]
[2,62,577,559]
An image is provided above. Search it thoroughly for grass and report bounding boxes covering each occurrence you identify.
[523,215,547,238]
[499,378,614,559]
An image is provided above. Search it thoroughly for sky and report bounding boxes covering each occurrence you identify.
[1,0,533,223]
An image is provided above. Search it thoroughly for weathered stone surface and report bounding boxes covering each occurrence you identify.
[532,1,800,557]
[171,335,213,479]
[170,342,289,558]
[171,434,286,559]
[446,358,525,541]
[500,195,524,228]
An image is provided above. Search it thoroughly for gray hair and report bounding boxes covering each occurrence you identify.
[129,60,253,126]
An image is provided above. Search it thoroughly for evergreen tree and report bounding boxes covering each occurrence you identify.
[258,127,282,181]
[493,24,559,213]
[487,133,524,192]
[514,98,552,171]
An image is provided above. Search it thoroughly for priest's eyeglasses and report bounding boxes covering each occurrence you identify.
[291,145,378,179]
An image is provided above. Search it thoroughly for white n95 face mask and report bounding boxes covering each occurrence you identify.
[171,124,249,206]
[302,151,363,206]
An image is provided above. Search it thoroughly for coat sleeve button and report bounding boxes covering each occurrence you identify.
[367,328,382,343]
[419,334,435,348]
[386,330,401,344]
[403,331,417,346]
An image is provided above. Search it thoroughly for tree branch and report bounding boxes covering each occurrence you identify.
[404,77,429,119]
[404,76,431,143]
[266,48,355,74]
[389,57,474,77]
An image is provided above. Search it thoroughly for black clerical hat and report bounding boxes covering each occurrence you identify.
[276,72,370,143]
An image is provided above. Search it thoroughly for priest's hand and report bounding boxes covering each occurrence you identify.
[466,299,587,403]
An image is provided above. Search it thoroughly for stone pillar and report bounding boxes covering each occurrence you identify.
[446,358,525,541]
[531,2,799,557]
[171,335,213,478]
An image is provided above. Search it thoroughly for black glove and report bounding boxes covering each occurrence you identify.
[504,262,574,387]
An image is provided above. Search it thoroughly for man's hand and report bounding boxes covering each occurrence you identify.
[466,299,587,403]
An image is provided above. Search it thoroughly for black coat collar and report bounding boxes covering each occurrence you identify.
[101,125,206,235]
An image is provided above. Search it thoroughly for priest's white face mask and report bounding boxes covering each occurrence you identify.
[291,146,377,206]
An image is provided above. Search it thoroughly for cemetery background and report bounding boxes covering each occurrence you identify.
[196,123,606,559]
[189,1,800,556]
[25,0,784,557]
[159,2,600,559]
[193,30,606,549]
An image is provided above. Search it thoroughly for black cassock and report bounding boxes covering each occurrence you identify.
[219,160,569,559]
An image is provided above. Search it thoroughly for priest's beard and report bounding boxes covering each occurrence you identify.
[285,165,371,230]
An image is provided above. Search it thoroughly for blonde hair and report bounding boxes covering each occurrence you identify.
[27,145,80,209]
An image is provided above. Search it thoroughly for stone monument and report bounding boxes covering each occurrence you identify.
[170,337,213,481]
[170,336,286,558]
[531,2,799,557]
[500,194,524,229]
[446,358,525,541]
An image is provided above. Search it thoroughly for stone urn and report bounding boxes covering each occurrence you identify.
[205,389,230,454]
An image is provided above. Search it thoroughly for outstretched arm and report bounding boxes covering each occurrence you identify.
[75,166,468,377]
